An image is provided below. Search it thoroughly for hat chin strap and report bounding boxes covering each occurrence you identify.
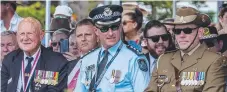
[175,28,199,52]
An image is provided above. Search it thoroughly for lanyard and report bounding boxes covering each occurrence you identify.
[21,50,41,92]
[93,42,123,90]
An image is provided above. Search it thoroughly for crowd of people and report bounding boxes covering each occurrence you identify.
[1,1,227,92]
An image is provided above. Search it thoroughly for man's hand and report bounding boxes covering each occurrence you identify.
[63,52,79,61]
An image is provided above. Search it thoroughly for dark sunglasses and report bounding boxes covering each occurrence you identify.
[98,25,120,33]
[173,27,198,35]
[146,34,169,42]
[122,20,134,25]
[51,42,60,47]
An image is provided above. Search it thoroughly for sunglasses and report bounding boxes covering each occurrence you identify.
[122,20,134,25]
[51,42,60,47]
[98,25,120,33]
[173,27,198,35]
[146,34,169,42]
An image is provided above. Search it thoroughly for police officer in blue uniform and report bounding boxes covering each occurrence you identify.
[74,5,150,92]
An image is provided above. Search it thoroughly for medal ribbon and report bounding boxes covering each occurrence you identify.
[21,50,41,92]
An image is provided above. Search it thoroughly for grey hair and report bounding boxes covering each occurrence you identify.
[52,28,69,36]
[0,31,16,36]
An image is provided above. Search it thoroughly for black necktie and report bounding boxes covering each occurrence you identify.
[96,50,109,80]
[89,50,109,91]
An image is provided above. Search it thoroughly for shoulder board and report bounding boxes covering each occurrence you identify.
[126,45,143,55]
[80,47,100,59]
[164,49,178,54]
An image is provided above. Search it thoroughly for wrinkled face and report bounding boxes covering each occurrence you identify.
[76,25,98,54]
[122,15,136,33]
[17,22,44,54]
[95,24,121,49]
[174,24,201,51]
[145,27,169,56]
[1,35,18,59]
[69,34,80,56]
[221,12,227,25]
[51,33,68,52]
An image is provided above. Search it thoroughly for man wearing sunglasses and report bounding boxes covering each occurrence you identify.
[74,5,150,92]
[51,29,69,52]
[143,20,171,74]
[145,7,227,92]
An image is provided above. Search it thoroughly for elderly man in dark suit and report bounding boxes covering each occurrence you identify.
[1,17,68,92]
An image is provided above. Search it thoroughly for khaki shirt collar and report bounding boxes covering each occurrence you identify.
[181,43,201,56]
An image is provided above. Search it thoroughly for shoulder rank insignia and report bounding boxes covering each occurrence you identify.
[126,45,142,55]
[80,47,100,59]
[138,59,148,72]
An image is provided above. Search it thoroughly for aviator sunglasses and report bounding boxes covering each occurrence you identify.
[97,25,120,33]
[145,34,169,42]
[173,27,198,35]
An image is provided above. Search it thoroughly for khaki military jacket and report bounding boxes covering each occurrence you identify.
[145,44,227,92]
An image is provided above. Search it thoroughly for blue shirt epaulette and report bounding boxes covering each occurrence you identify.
[126,45,143,56]
[80,47,100,59]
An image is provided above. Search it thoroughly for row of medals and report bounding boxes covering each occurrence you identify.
[34,70,59,85]
[180,72,205,86]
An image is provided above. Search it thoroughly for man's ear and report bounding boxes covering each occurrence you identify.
[94,27,99,36]
[219,40,223,50]
[39,30,45,40]
[133,22,138,29]
[198,27,204,39]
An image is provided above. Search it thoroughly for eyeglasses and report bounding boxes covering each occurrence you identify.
[173,27,198,35]
[51,42,60,47]
[122,20,134,25]
[97,25,120,33]
[145,34,169,42]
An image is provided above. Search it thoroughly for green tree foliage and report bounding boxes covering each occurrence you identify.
[16,2,56,29]
[141,1,173,20]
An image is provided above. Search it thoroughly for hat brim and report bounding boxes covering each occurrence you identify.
[163,14,211,27]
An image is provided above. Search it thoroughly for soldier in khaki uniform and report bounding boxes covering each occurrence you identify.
[145,7,227,92]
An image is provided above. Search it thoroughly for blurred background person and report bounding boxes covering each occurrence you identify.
[143,20,173,73]
[51,29,69,52]
[0,31,18,64]
[122,8,143,51]
[75,19,99,55]
[63,33,80,61]
[163,18,174,36]
[54,5,73,21]
[216,7,227,34]
[0,1,22,32]
[217,34,227,57]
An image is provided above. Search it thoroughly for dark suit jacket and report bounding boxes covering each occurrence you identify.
[1,46,68,92]
[67,58,80,75]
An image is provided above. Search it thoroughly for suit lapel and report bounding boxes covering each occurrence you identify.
[12,51,23,91]
[68,59,79,74]
[179,44,207,72]
[170,51,182,70]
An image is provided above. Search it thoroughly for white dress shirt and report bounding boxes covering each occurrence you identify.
[0,13,23,32]
[16,48,41,92]
[149,53,157,74]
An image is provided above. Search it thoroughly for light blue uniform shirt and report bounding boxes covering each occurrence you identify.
[75,40,150,92]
